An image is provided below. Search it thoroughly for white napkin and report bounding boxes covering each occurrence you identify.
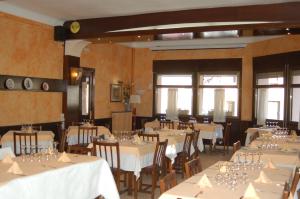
[244,183,259,199]
[47,147,54,155]
[219,165,227,173]
[264,159,276,169]
[254,171,272,183]
[133,135,142,145]
[7,161,23,175]
[57,152,72,163]
[2,155,14,164]
[197,174,212,188]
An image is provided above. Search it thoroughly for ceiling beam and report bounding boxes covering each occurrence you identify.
[62,2,300,40]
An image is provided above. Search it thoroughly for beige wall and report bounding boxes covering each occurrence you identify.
[80,43,133,119]
[132,35,300,121]
[0,12,63,126]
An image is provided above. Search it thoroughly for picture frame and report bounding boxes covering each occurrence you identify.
[110,84,122,102]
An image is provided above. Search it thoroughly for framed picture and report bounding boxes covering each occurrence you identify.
[110,84,122,102]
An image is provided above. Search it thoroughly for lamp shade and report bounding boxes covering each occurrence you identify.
[129,94,141,104]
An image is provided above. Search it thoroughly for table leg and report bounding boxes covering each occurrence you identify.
[128,172,133,195]
[134,175,138,199]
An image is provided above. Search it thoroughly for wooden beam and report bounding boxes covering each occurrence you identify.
[63,2,300,40]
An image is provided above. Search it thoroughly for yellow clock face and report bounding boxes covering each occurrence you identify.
[70,21,80,34]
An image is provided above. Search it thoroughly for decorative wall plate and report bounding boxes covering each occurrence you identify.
[70,21,80,33]
[23,78,33,90]
[5,78,15,89]
[42,82,49,91]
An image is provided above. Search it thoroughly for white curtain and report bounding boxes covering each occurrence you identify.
[213,89,225,122]
[166,88,178,120]
[257,88,268,125]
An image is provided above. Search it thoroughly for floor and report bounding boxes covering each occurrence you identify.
[120,147,233,199]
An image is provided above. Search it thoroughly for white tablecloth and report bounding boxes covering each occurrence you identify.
[67,125,111,145]
[0,154,119,199]
[0,147,15,160]
[194,123,223,151]
[0,131,54,154]
[245,128,275,146]
[159,161,293,199]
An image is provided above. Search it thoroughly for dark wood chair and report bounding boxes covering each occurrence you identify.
[282,182,290,199]
[174,133,194,178]
[59,129,68,152]
[191,130,200,159]
[297,189,300,199]
[139,139,168,199]
[177,121,194,130]
[184,157,203,178]
[67,145,92,155]
[290,168,300,197]
[138,133,160,142]
[92,140,127,192]
[233,140,241,154]
[77,126,98,146]
[223,122,231,154]
[160,120,174,129]
[13,132,38,155]
[159,170,177,194]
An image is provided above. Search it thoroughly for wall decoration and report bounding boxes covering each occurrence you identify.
[5,78,15,89]
[23,77,33,90]
[42,82,50,91]
[110,84,122,102]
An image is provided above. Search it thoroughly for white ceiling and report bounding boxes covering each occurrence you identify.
[0,0,299,25]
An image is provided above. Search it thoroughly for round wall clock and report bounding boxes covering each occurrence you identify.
[23,78,33,90]
[70,21,80,34]
[5,78,15,89]
[42,82,49,91]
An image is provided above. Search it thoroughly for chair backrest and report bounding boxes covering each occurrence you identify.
[233,140,241,154]
[184,157,202,178]
[78,126,98,145]
[177,122,194,130]
[223,122,232,146]
[153,139,168,170]
[13,132,38,155]
[192,131,200,158]
[159,171,177,194]
[182,133,194,157]
[138,133,160,142]
[160,120,174,129]
[59,129,68,152]
[290,168,300,196]
[92,140,120,170]
[67,145,92,155]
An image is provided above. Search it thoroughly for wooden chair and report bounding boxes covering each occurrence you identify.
[290,168,300,197]
[184,157,202,178]
[297,189,300,199]
[77,126,98,146]
[174,133,194,178]
[13,132,38,155]
[67,145,92,155]
[223,122,231,154]
[92,140,127,192]
[177,121,194,130]
[282,182,290,199]
[191,130,200,159]
[138,133,160,142]
[139,139,168,199]
[160,120,174,129]
[59,129,68,152]
[159,171,177,194]
[233,140,241,154]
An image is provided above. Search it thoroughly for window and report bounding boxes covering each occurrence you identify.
[290,70,300,122]
[255,72,285,125]
[198,74,239,119]
[155,75,193,119]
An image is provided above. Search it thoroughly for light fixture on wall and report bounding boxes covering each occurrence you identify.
[130,94,141,130]
[70,67,82,85]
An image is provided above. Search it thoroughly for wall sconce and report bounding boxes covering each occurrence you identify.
[70,67,82,85]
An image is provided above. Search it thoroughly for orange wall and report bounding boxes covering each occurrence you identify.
[0,12,64,126]
[80,43,133,119]
[133,35,300,121]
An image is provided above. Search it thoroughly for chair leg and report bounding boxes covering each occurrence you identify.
[151,172,157,199]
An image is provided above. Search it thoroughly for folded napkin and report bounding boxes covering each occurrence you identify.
[244,183,259,199]
[7,161,23,175]
[47,147,54,155]
[219,165,227,173]
[197,174,212,188]
[133,135,142,145]
[57,152,72,163]
[254,171,272,183]
[2,155,14,164]
[264,159,276,169]
[107,134,116,141]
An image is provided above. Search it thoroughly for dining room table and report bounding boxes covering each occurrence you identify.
[0,153,119,199]
[0,130,55,154]
[244,127,277,146]
[159,160,294,199]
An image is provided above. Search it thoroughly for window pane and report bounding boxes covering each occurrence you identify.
[291,88,300,122]
[156,88,192,115]
[157,75,192,86]
[292,70,300,84]
[199,74,238,86]
[198,88,238,116]
[255,88,284,124]
[256,72,284,85]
